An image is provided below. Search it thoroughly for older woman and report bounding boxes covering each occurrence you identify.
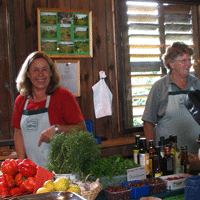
[12,51,86,169]
[142,42,200,154]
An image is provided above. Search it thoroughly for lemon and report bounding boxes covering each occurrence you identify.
[43,180,55,192]
[36,187,49,194]
[67,186,81,195]
[54,177,69,191]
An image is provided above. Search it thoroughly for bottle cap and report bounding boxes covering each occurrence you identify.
[181,146,187,150]
[169,135,174,142]
[174,135,177,142]
[165,146,170,153]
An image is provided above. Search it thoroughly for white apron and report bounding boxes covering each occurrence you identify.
[20,96,51,169]
[155,84,200,154]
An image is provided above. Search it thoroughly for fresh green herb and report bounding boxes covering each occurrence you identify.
[46,129,101,179]
[83,154,140,180]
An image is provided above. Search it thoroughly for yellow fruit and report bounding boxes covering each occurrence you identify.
[54,177,69,191]
[36,187,49,194]
[67,186,81,195]
[43,180,54,191]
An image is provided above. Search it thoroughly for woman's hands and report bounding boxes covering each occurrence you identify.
[38,121,86,146]
[38,125,55,146]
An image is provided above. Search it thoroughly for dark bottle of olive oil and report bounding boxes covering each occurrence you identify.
[160,136,165,159]
[149,140,156,177]
[162,146,174,175]
[181,146,190,174]
[139,138,150,177]
[153,146,163,177]
[133,135,140,164]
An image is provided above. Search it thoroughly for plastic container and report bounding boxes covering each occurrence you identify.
[184,176,200,200]
[122,180,150,198]
[55,173,79,182]
[143,177,167,194]
[160,173,192,190]
[103,186,131,200]
[99,174,127,189]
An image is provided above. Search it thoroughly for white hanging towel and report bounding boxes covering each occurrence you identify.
[92,71,113,118]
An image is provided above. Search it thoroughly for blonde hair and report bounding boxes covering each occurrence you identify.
[163,42,194,70]
[16,51,60,98]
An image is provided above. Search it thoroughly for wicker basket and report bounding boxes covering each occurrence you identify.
[81,174,103,200]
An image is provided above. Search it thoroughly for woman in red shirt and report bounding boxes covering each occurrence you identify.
[12,51,86,169]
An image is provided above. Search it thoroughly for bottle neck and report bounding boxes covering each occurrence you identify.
[173,142,178,150]
[181,150,189,162]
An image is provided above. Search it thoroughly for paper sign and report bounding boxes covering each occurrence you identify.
[127,166,146,182]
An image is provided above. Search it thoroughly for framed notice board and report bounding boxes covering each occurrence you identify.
[37,8,93,58]
[55,59,80,97]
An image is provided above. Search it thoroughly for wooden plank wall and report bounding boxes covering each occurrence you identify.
[0,0,121,140]
[0,0,14,140]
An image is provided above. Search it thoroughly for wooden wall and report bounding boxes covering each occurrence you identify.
[0,0,122,140]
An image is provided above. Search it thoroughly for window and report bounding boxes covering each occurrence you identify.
[118,0,199,132]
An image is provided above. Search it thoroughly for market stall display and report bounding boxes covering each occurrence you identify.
[1,130,199,200]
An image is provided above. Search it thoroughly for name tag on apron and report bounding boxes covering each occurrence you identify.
[26,119,38,132]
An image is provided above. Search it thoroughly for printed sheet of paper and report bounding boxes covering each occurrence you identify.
[56,60,80,96]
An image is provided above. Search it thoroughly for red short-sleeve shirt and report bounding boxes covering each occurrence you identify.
[11,87,84,129]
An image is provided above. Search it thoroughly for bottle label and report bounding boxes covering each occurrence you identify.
[133,149,139,164]
[181,164,190,173]
[175,152,181,174]
[155,172,162,177]
[167,159,173,171]
[149,158,153,176]
[160,151,165,158]
[139,153,150,175]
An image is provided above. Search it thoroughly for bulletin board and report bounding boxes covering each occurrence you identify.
[37,8,93,58]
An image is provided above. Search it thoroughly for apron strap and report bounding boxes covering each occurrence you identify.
[45,96,51,108]
[24,99,30,110]
[24,96,51,110]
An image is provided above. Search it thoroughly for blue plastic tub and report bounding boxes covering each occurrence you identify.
[184,176,200,200]
[122,180,150,199]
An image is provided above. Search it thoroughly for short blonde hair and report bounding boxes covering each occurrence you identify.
[16,51,60,98]
[163,42,194,70]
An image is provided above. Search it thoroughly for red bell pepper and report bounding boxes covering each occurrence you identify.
[15,159,23,171]
[15,173,26,187]
[10,187,23,196]
[18,158,37,178]
[0,174,15,190]
[20,176,36,194]
[0,182,9,196]
[1,159,18,176]
[0,178,7,187]
[4,174,15,189]
[16,159,23,165]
